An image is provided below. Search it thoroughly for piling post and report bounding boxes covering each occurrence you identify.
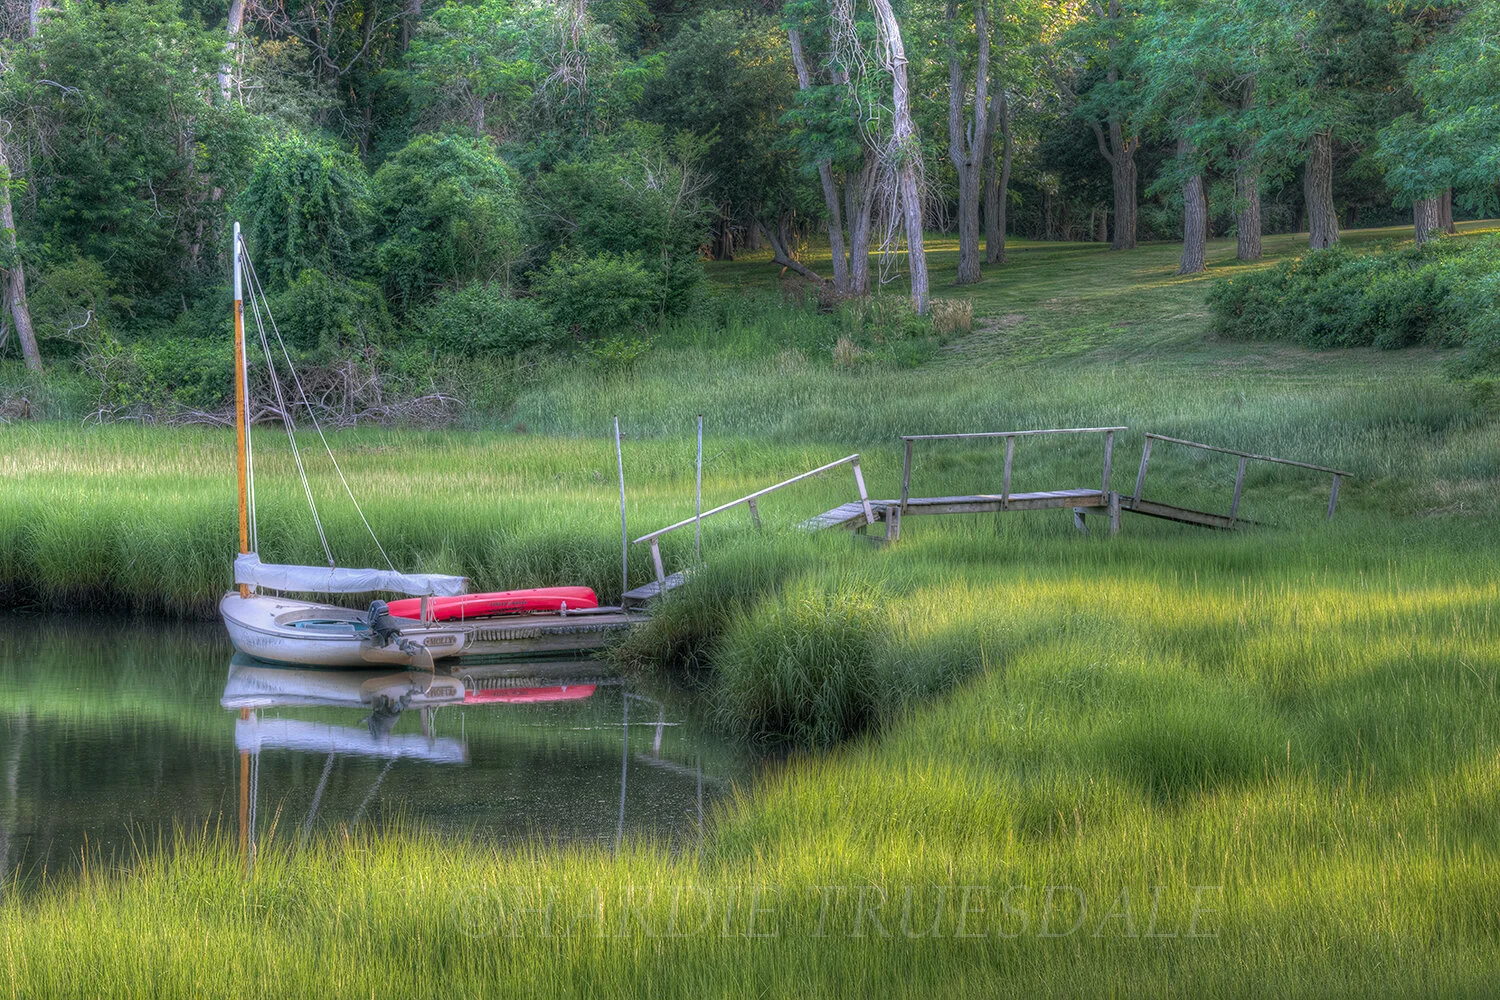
[1230,456,1248,520]
[695,415,703,565]
[1132,436,1154,505]
[1002,435,1015,505]
[1327,474,1341,519]
[614,417,628,600]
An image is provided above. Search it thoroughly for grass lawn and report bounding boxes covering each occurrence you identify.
[1,224,1498,995]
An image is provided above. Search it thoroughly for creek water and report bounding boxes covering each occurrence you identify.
[0,616,748,883]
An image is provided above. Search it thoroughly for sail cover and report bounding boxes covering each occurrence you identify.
[234,554,468,596]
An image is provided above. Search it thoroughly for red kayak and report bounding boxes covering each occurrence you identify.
[465,684,598,705]
[386,586,598,621]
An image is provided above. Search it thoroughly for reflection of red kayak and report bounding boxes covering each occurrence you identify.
[465,685,598,704]
[386,587,598,621]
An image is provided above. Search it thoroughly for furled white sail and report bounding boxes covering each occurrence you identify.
[234,554,467,597]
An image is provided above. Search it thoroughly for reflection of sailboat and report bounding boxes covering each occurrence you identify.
[224,657,708,861]
[218,225,639,668]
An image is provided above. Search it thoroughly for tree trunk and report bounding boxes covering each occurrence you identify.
[789,28,850,294]
[400,0,422,51]
[764,215,825,284]
[870,0,927,313]
[1440,187,1456,234]
[846,158,876,295]
[1178,137,1207,275]
[218,0,246,102]
[1413,197,1441,246]
[0,142,41,372]
[946,0,989,285]
[1092,121,1138,250]
[983,81,1011,265]
[1234,78,1261,261]
[27,0,47,36]
[1304,130,1339,249]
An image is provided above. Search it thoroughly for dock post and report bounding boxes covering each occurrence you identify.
[1108,491,1121,535]
[900,439,913,510]
[851,456,874,526]
[1073,508,1088,534]
[1102,429,1114,496]
[886,504,901,542]
[746,497,762,531]
[1132,436,1153,506]
[650,537,666,585]
[695,414,703,565]
[1327,473,1341,519]
[614,417,628,599]
[1230,456,1248,520]
[1002,435,1015,505]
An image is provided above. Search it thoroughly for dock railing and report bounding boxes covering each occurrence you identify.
[633,454,872,584]
[1131,432,1354,521]
[900,427,1127,509]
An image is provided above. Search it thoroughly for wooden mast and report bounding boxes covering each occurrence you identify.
[233,222,251,598]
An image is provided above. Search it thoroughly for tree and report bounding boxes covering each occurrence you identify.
[0,135,40,370]
[1072,0,1144,250]
[237,133,371,286]
[944,0,990,284]
[404,0,536,135]
[870,0,929,313]
[371,132,522,308]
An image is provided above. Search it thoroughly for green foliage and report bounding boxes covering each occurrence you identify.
[237,134,372,286]
[530,250,659,336]
[5,0,242,318]
[269,269,391,353]
[531,147,711,317]
[417,283,564,356]
[404,0,537,134]
[372,133,523,310]
[1207,235,1500,354]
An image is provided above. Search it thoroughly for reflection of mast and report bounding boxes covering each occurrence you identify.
[0,713,26,892]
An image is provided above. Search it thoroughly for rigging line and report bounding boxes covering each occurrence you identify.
[246,281,335,568]
[242,253,396,573]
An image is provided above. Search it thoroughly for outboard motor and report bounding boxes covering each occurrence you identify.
[366,599,406,645]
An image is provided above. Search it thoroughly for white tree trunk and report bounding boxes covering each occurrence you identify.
[0,140,41,372]
[788,28,850,294]
[218,0,246,102]
[870,0,928,314]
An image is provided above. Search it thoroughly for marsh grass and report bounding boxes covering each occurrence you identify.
[5,525,1500,994]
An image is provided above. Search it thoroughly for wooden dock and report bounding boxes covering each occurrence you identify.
[623,426,1353,606]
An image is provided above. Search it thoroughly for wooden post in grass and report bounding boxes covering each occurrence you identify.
[614,417,628,600]
[695,415,703,564]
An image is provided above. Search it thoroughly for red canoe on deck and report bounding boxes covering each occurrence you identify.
[386,586,599,621]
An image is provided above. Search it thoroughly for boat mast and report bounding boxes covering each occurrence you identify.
[233,222,251,598]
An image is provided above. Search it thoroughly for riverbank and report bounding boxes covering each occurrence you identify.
[5,525,1499,993]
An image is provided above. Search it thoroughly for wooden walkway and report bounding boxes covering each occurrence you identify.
[624,426,1353,605]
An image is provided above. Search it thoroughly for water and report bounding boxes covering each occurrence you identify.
[0,617,749,883]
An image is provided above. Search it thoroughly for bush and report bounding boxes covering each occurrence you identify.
[530,250,658,336]
[372,133,523,310]
[270,269,391,354]
[418,283,565,356]
[1207,235,1495,353]
[237,133,371,286]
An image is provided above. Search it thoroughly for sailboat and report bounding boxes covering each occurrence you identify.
[219,223,639,667]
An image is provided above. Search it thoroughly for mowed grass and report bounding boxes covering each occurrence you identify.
[1,224,1498,994]
[4,527,1499,996]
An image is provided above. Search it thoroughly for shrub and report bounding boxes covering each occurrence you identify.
[418,283,565,357]
[237,134,371,286]
[372,133,523,310]
[269,269,391,353]
[530,250,658,336]
[1207,235,1495,353]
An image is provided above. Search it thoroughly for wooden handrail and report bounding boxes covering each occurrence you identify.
[1141,433,1354,477]
[633,454,871,583]
[1134,433,1352,521]
[901,427,1124,509]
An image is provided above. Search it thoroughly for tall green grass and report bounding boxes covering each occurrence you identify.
[4,525,1499,994]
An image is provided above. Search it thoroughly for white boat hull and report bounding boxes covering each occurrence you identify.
[220,592,468,668]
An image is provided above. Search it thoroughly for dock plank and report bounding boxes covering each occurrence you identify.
[622,571,690,608]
